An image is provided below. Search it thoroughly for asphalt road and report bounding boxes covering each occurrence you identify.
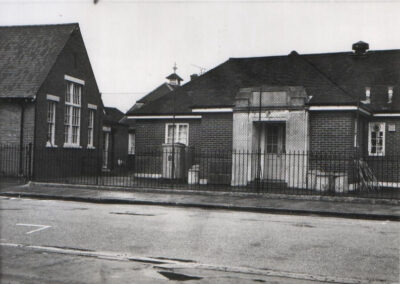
[0,197,399,283]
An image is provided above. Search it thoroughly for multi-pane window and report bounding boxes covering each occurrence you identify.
[266,126,278,154]
[47,101,56,146]
[265,124,285,154]
[64,81,82,146]
[128,132,135,155]
[165,123,189,145]
[368,122,385,156]
[87,109,95,147]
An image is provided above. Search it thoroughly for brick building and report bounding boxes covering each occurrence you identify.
[128,42,399,189]
[102,107,131,171]
[0,24,104,178]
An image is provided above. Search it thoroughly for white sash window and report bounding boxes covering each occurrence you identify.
[368,122,385,156]
[87,109,95,148]
[128,132,135,155]
[46,101,56,146]
[165,123,189,145]
[64,81,82,147]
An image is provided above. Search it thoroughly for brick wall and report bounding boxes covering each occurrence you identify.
[198,113,233,153]
[32,28,103,180]
[0,102,35,145]
[135,119,202,150]
[134,114,233,180]
[0,102,35,176]
[34,28,103,149]
[134,119,201,174]
[309,111,355,153]
[0,102,22,144]
[385,118,400,155]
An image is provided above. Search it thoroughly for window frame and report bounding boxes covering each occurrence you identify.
[87,108,95,148]
[46,100,57,147]
[165,123,189,146]
[64,80,82,148]
[368,122,386,156]
[128,132,135,155]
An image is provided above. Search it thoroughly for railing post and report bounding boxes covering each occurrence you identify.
[96,148,101,185]
[27,143,32,181]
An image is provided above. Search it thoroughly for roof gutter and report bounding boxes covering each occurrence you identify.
[192,107,233,113]
[127,115,202,120]
[373,113,400,117]
[309,105,371,116]
[0,96,35,102]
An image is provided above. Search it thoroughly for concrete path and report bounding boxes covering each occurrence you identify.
[0,182,398,220]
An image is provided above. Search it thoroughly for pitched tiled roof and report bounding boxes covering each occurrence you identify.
[104,107,126,125]
[126,83,177,114]
[0,23,78,99]
[303,50,400,112]
[129,49,400,115]
[166,73,183,81]
[138,83,177,104]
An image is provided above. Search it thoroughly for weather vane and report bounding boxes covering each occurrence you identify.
[173,62,177,74]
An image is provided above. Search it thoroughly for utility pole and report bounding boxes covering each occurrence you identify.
[171,63,177,179]
[256,87,263,186]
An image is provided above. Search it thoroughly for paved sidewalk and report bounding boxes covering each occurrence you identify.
[0,182,399,221]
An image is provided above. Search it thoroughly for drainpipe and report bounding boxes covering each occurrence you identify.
[19,101,25,175]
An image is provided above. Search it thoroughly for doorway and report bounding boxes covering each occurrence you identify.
[256,123,286,181]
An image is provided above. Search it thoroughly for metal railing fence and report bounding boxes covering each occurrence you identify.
[0,143,32,180]
[0,144,399,199]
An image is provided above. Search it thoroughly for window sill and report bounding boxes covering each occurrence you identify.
[87,146,96,149]
[368,153,385,157]
[46,143,58,148]
[63,143,82,149]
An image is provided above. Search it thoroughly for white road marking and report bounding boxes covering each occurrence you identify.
[16,223,51,234]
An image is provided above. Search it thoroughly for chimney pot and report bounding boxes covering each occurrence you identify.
[388,86,393,103]
[190,74,199,81]
[364,87,371,104]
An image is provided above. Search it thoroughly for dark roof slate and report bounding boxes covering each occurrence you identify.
[129,48,400,115]
[166,73,183,81]
[303,50,400,112]
[126,83,176,114]
[0,23,78,99]
[104,107,126,125]
[104,107,127,125]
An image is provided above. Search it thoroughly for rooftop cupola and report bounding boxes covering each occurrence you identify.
[166,63,183,86]
[352,41,369,55]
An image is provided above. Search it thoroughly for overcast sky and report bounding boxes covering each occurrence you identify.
[1,0,399,112]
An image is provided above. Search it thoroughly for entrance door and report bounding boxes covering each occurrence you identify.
[102,131,110,170]
[260,123,286,181]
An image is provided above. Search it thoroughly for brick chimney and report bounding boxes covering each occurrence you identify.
[352,41,369,55]
[190,74,199,81]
